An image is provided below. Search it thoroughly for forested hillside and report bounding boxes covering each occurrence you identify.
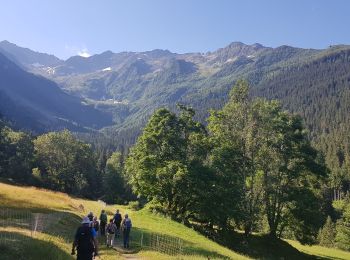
[1,40,350,200]
[253,46,350,199]
[124,82,348,255]
[0,52,113,133]
[1,75,350,256]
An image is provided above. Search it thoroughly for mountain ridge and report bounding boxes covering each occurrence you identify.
[0,40,63,67]
[1,41,350,179]
[0,52,113,133]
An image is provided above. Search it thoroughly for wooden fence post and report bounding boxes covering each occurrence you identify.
[140,232,143,248]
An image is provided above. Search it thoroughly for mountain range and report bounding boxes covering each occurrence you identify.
[0,44,112,133]
[0,40,349,172]
[0,41,328,125]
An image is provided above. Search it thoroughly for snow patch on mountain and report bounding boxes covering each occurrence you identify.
[46,67,55,75]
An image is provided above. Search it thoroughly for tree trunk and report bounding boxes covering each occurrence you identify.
[244,222,251,237]
[269,226,277,238]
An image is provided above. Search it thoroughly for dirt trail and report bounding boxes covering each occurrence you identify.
[121,254,141,259]
[113,239,142,260]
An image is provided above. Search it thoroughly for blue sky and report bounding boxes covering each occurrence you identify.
[0,0,349,59]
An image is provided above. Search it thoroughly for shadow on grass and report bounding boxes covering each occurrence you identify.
[126,227,230,259]
[219,231,336,260]
[0,230,73,260]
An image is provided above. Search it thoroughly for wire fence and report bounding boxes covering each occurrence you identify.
[0,208,220,259]
[122,231,218,259]
[139,232,183,256]
[109,230,186,259]
[0,209,65,244]
[0,209,32,242]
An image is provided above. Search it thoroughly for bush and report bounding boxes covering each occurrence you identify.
[318,216,336,247]
[128,201,141,210]
[336,203,350,250]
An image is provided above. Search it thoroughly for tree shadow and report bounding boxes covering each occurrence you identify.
[125,227,231,259]
[219,231,334,260]
[0,230,73,260]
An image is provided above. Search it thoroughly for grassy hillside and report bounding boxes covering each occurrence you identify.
[0,182,247,259]
[1,182,349,260]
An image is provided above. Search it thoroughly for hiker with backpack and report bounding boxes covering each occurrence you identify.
[113,209,122,237]
[92,216,100,235]
[87,211,94,222]
[121,214,132,249]
[106,218,117,247]
[99,210,108,236]
[71,216,98,260]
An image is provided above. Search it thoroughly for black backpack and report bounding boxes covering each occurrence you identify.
[107,224,115,234]
[76,225,94,253]
[114,213,122,223]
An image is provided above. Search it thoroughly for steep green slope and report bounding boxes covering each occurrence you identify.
[0,182,248,259]
[254,46,350,192]
[0,40,62,67]
[1,182,350,259]
[0,52,113,133]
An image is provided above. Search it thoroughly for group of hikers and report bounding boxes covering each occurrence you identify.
[71,209,132,260]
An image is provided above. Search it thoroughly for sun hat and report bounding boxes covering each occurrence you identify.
[81,216,91,224]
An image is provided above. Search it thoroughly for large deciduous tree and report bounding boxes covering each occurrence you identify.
[126,106,211,222]
[208,80,264,235]
[209,80,327,243]
[103,151,125,203]
[34,130,98,197]
[4,129,34,181]
[0,120,33,182]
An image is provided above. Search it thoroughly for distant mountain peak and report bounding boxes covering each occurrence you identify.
[227,41,245,47]
[251,43,264,48]
[0,40,12,45]
[207,41,268,64]
[100,50,114,56]
[143,49,175,58]
[225,41,266,50]
[0,40,62,67]
[0,52,112,132]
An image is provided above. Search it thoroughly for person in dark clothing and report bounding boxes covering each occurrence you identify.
[113,209,122,237]
[99,209,108,236]
[72,216,98,260]
[92,216,100,234]
[121,214,132,249]
[87,212,94,222]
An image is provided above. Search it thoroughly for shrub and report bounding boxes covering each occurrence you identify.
[128,201,141,210]
[318,216,336,247]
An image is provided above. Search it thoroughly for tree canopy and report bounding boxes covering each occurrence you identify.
[34,130,99,197]
[125,80,328,244]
